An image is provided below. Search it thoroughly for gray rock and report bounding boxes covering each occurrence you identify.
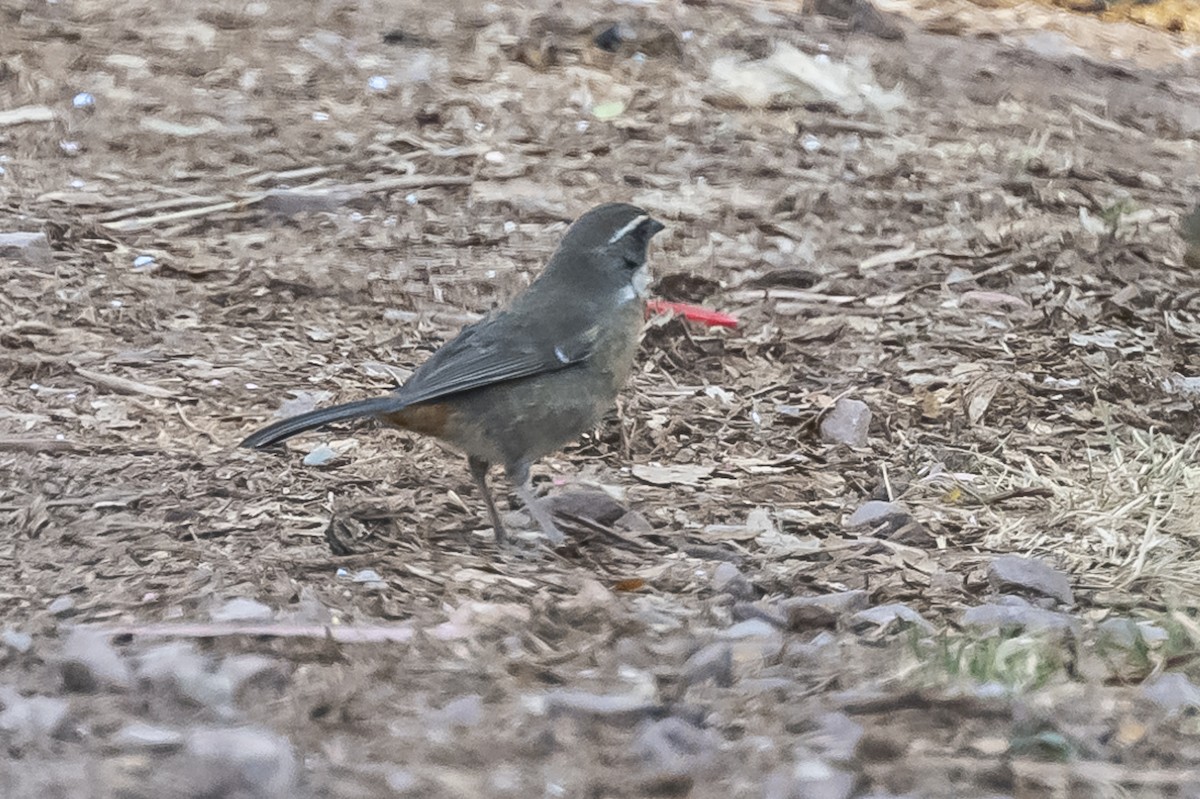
[2,629,33,654]
[683,643,733,688]
[633,716,718,776]
[779,590,870,630]
[0,687,69,747]
[60,627,131,692]
[1142,673,1200,715]
[386,769,422,794]
[0,232,52,266]
[845,501,910,529]
[960,600,1080,635]
[713,562,755,600]
[47,595,75,617]
[113,721,185,750]
[545,489,627,526]
[436,694,484,728]
[806,712,864,762]
[184,726,297,798]
[544,690,659,723]
[302,444,338,467]
[210,597,273,623]
[722,618,781,640]
[138,642,235,713]
[819,398,871,447]
[765,758,857,799]
[987,555,1074,605]
[216,654,285,699]
[850,604,935,635]
[1097,618,1169,648]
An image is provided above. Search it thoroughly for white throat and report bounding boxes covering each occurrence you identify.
[618,265,651,304]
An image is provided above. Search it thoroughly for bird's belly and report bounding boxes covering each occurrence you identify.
[441,311,642,466]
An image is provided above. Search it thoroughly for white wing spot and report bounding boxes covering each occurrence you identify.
[554,346,569,363]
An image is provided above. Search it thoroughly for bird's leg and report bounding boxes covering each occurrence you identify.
[507,461,565,546]
[468,456,507,545]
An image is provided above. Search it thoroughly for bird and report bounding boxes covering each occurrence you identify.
[240,202,665,546]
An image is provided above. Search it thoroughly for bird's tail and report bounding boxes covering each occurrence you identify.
[240,396,403,449]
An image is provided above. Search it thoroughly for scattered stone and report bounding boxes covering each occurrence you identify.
[0,686,70,747]
[845,501,910,529]
[283,587,334,625]
[302,444,338,467]
[731,603,787,628]
[435,694,484,728]
[113,721,185,750]
[183,726,298,798]
[683,643,733,688]
[819,397,871,447]
[849,604,935,635]
[1097,618,1169,648]
[805,712,864,762]
[47,595,76,617]
[615,509,654,534]
[351,569,388,591]
[987,555,1074,605]
[712,562,755,600]
[210,597,273,623]
[633,716,718,777]
[0,231,52,266]
[60,627,132,692]
[960,599,1080,636]
[386,769,422,794]
[217,654,286,700]
[779,590,870,630]
[765,758,857,799]
[721,618,780,640]
[546,489,627,526]
[138,642,237,713]
[544,690,659,723]
[2,629,33,654]
[1141,673,1200,715]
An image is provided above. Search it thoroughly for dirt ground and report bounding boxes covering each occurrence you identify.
[3,0,1200,796]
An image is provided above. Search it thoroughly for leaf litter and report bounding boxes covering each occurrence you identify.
[1,0,1200,796]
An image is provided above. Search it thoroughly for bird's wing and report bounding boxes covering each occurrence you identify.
[391,310,600,407]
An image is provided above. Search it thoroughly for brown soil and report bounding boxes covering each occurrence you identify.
[2,0,1199,797]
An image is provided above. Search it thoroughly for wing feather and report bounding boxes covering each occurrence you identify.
[391,310,598,407]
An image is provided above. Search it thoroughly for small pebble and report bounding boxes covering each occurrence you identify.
[987,555,1074,605]
[60,627,131,691]
[1142,672,1200,715]
[47,596,76,617]
[0,687,70,747]
[302,444,338,467]
[210,597,273,623]
[2,629,33,654]
[819,397,871,447]
[778,590,869,630]
[845,500,909,529]
[113,721,184,750]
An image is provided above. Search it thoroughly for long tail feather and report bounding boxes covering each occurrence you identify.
[240,397,402,449]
